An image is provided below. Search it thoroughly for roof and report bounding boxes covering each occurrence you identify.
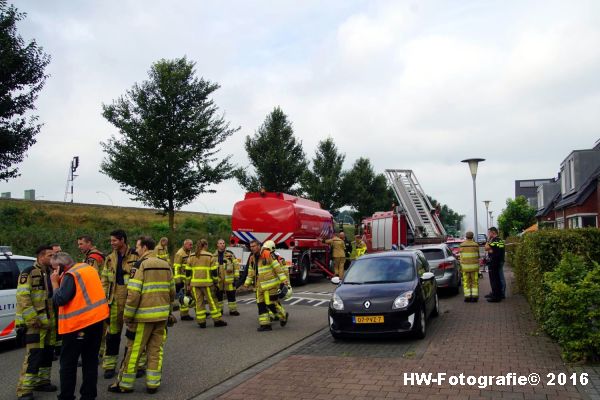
[555,165,600,210]
[535,190,561,218]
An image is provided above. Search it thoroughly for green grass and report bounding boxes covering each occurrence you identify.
[0,199,231,258]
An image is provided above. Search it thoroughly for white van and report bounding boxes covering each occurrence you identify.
[0,247,35,342]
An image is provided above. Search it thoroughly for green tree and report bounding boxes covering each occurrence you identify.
[301,137,345,215]
[341,157,394,221]
[427,196,464,237]
[0,1,50,181]
[497,196,536,238]
[235,107,307,194]
[101,57,237,234]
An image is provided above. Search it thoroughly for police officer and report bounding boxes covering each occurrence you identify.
[77,235,105,275]
[187,239,227,328]
[485,227,505,303]
[213,239,240,316]
[101,229,139,379]
[15,245,57,400]
[50,252,109,400]
[173,239,193,321]
[242,243,288,331]
[108,236,175,394]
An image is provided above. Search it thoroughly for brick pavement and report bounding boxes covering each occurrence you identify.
[217,266,596,400]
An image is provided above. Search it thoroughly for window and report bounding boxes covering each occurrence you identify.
[556,218,565,229]
[569,159,575,190]
[421,249,445,261]
[519,181,535,188]
[344,256,415,283]
[582,216,597,228]
[537,188,544,209]
[568,217,580,229]
[0,259,20,290]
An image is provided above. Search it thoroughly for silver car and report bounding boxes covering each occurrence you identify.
[406,244,461,294]
[1,248,35,343]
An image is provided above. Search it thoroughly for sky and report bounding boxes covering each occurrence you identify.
[2,0,600,233]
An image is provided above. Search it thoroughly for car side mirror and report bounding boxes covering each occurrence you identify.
[331,276,341,285]
[421,272,435,280]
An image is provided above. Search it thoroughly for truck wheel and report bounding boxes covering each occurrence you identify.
[297,255,310,286]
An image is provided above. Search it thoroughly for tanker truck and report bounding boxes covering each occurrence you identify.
[228,191,335,285]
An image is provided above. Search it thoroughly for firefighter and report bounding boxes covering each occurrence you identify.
[187,239,227,328]
[324,232,346,279]
[108,236,175,394]
[155,237,170,263]
[101,229,139,379]
[262,240,290,321]
[242,242,289,331]
[350,235,367,260]
[77,235,105,275]
[173,239,193,321]
[15,245,57,400]
[459,231,480,302]
[213,238,240,316]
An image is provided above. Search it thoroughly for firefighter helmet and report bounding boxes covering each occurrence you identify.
[183,294,195,308]
[262,240,276,252]
[277,283,293,300]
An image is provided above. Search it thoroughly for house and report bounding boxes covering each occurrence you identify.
[515,179,553,208]
[536,179,561,228]
[548,140,600,228]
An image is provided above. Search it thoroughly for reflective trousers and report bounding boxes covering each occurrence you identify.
[215,282,237,312]
[118,321,167,390]
[16,326,54,397]
[462,269,479,299]
[103,285,127,371]
[256,287,286,326]
[192,286,222,324]
[333,257,346,279]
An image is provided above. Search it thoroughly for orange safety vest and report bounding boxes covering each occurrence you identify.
[58,263,109,334]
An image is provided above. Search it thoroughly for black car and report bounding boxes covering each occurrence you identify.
[328,250,439,339]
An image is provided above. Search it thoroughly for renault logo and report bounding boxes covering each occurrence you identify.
[364,300,371,309]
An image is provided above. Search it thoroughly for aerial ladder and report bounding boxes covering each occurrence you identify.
[385,169,446,239]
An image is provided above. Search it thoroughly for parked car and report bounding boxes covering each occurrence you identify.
[444,238,464,258]
[328,250,438,339]
[0,247,35,343]
[477,233,487,245]
[406,244,461,294]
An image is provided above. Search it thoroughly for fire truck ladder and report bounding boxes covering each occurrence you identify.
[385,169,446,238]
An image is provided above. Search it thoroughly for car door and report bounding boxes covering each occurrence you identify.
[0,258,20,341]
[416,253,434,313]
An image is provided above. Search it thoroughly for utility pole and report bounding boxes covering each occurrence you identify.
[64,156,79,203]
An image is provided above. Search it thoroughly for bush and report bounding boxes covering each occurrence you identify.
[542,253,600,362]
[510,228,600,362]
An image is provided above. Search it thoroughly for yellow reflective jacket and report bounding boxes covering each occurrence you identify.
[212,250,239,287]
[244,252,287,291]
[101,246,139,304]
[173,247,191,281]
[188,250,217,287]
[459,239,480,272]
[16,262,54,328]
[124,251,175,323]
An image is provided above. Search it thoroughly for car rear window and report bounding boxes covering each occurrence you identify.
[421,249,445,261]
[344,257,415,284]
[14,259,34,272]
[0,259,20,290]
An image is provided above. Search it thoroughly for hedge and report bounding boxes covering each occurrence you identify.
[509,228,600,361]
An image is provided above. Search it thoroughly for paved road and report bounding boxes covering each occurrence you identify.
[0,277,336,400]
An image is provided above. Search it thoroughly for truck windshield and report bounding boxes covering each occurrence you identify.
[344,257,414,284]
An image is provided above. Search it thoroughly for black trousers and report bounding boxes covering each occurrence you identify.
[58,320,104,400]
[488,264,503,299]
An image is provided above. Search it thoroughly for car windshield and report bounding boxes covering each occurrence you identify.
[344,256,414,284]
[446,242,461,249]
[421,249,445,261]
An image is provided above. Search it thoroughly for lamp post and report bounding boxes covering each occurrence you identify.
[483,200,491,231]
[96,191,114,206]
[489,210,494,228]
[461,158,485,243]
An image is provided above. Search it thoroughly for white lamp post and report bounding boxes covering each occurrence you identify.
[489,210,494,228]
[461,158,485,243]
[483,200,491,231]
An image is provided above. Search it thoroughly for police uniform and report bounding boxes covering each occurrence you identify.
[111,250,175,392]
[101,246,139,374]
[244,251,288,330]
[486,237,505,301]
[15,262,56,398]
[173,246,191,319]
[188,250,226,327]
[212,249,240,315]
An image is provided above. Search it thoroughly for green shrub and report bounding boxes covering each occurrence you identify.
[542,253,600,362]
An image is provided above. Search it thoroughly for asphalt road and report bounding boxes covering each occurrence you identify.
[0,277,335,400]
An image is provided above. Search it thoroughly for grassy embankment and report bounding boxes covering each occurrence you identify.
[0,199,231,258]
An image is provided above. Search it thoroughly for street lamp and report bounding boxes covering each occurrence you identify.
[96,191,114,206]
[483,200,491,231]
[461,158,485,243]
[489,210,494,228]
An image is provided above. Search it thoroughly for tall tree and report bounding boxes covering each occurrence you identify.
[101,57,238,234]
[0,1,50,181]
[497,196,537,238]
[235,106,307,195]
[301,137,345,214]
[341,157,394,221]
[427,196,464,237]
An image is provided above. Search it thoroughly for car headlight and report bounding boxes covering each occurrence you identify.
[331,293,344,311]
[392,291,414,309]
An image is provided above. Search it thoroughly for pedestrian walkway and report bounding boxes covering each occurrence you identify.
[216,265,598,400]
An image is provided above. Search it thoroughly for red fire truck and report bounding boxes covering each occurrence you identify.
[229,192,335,285]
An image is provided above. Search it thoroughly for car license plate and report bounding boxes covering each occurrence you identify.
[353,315,384,324]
